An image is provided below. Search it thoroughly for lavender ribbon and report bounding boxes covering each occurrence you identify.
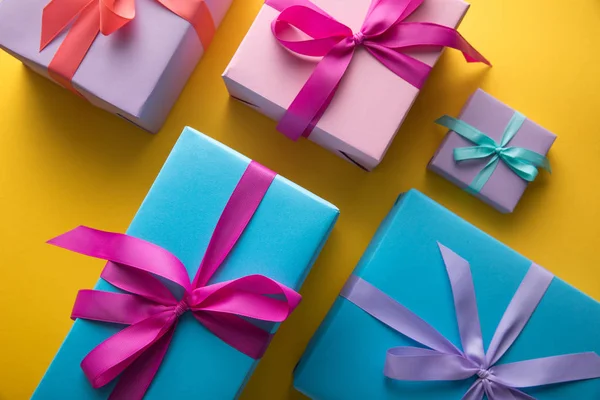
[341,243,600,399]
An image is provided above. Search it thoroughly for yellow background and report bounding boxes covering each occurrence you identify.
[1,0,599,398]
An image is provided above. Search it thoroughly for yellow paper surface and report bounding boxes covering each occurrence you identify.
[0,0,599,398]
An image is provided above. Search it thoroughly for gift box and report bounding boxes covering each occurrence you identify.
[294,189,600,399]
[32,126,339,399]
[429,89,556,213]
[0,0,232,133]
[223,0,489,171]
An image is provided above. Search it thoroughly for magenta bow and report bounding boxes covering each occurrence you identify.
[341,243,600,399]
[47,161,302,400]
[266,0,491,141]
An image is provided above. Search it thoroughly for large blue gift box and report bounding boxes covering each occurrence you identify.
[33,127,339,399]
[294,190,600,399]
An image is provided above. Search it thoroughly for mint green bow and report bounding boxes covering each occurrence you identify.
[435,112,551,193]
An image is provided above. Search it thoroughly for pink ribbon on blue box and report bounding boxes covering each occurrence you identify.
[341,243,600,399]
[266,0,491,141]
[47,161,302,400]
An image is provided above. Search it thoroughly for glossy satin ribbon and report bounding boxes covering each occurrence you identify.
[436,113,551,193]
[40,0,215,95]
[265,0,491,141]
[341,243,600,399]
[47,161,302,400]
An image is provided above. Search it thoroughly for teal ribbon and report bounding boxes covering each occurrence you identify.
[435,112,551,193]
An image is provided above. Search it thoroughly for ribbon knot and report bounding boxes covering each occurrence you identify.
[352,31,365,46]
[50,162,302,400]
[266,0,490,141]
[476,369,491,380]
[174,299,189,317]
[435,112,551,194]
[342,243,600,400]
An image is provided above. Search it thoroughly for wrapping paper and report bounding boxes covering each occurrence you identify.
[294,190,600,399]
[33,127,339,399]
[0,0,232,133]
[429,89,556,212]
[223,0,474,170]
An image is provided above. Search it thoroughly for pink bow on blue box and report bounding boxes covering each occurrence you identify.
[295,190,600,399]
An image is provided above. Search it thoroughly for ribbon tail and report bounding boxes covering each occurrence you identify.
[47,1,100,96]
[194,312,273,359]
[277,43,355,140]
[437,243,485,365]
[461,380,485,400]
[378,22,490,66]
[72,290,168,325]
[384,347,477,381]
[40,0,95,50]
[491,353,600,388]
[485,263,553,366]
[502,157,539,182]
[108,326,176,400]
[47,226,191,292]
[468,156,500,194]
[365,43,431,89]
[502,147,551,174]
[80,311,175,389]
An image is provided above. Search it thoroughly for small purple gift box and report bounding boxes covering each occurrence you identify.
[428,89,556,213]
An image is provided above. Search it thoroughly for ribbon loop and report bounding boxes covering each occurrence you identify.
[99,0,136,36]
[272,5,352,56]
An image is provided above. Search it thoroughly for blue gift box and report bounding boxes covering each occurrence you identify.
[33,127,339,399]
[294,189,600,399]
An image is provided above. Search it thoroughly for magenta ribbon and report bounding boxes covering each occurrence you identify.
[47,161,302,400]
[266,0,491,141]
[341,243,600,399]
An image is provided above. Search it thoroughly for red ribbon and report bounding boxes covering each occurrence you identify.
[40,0,215,96]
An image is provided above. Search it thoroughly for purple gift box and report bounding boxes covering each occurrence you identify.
[429,89,557,213]
[0,0,232,133]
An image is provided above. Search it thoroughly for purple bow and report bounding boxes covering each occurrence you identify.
[266,0,491,140]
[341,243,600,399]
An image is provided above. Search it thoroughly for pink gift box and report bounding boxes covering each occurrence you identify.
[223,0,473,171]
[0,0,232,133]
[428,89,557,213]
